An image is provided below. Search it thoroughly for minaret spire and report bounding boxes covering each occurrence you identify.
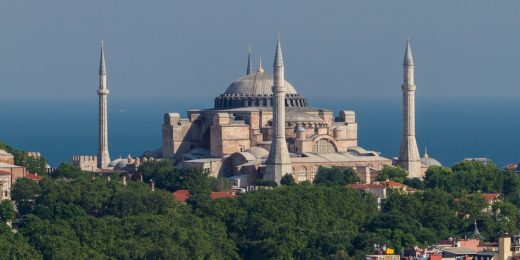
[97,40,111,169]
[397,38,421,178]
[404,38,414,66]
[246,45,252,75]
[265,34,292,184]
[99,40,107,76]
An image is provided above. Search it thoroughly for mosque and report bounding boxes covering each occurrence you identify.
[73,37,441,186]
[161,36,441,186]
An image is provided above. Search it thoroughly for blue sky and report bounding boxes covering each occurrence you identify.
[1,1,519,99]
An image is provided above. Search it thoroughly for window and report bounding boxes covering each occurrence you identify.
[297,167,307,182]
[312,139,336,153]
[310,166,318,180]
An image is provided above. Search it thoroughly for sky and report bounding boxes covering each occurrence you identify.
[0,1,519,99]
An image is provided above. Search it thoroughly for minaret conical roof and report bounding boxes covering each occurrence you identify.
[273,34,284,67]
[404,39,414,66]
[99,40,107,75]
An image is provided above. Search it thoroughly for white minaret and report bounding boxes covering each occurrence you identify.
[265,35,292,184]
[97,41,111,169]
[397,39,421,178]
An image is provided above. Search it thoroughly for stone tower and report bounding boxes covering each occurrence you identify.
[97,41,111,169]
[397,39,421,178]
[265,35,292,184]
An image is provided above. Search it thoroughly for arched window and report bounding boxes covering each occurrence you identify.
[311,166,319,180]
[297,167,307,182]
[312,139,337,153]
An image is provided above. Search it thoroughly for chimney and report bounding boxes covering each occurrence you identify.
[499,233,512,260]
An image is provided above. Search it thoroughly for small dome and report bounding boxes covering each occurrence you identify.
[245,147,269,159]
[224,72,298,96]
[421,156,442,168]
[114,160,128,170]
[295,125,306,132]
[109,158,125,167]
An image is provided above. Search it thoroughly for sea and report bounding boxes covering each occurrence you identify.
[0,96,519,168]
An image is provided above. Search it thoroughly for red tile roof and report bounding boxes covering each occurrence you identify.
[172,190,237,202]
[210,192,237,199]
[481,193,500,204]
[173,189,190,202]
[346,183,385,190]
[25,172,43,181]
[381,180,406,188]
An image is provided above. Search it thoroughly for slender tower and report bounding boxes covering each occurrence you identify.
[97,41,111,169]
[265,35,292,184]
[397,39,421,178]
[246,45,252,75]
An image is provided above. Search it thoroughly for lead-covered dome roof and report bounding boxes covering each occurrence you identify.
[224,72,298,96]
[215,69,308,109]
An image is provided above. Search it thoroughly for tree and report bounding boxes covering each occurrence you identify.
[12,178,42,215]
[376,166,407,183]
[13,150,47,176]
[139,161,212,195]
[280,174,296,186]
[51,163,89,179]
[255,179,278,187]
[208,176,232,192]
[313,167,360,185]
[0,201,15,222]
[424,166,455,191]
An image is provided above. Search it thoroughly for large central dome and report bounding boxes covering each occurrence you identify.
[215,68,308,109]
[224,71,298,96]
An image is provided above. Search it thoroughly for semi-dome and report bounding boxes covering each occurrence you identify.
[215,67,308,109]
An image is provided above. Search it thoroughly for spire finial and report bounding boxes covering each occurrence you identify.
[404,38,414,66]
[246,45,252,75]
[274,33,284,67]
[257,57,264,73]
[473,219,481,238]
[99,40,107,75]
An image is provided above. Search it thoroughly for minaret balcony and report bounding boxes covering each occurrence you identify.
[97,89,110,95]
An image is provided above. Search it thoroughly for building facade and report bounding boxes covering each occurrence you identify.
[162,37,392,186]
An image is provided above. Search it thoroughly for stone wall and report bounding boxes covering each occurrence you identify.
[71,155,98,171]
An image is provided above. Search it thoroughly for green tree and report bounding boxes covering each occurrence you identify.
[0,201,15,222]
[13,150,47,176]
[139,161,212,195]
[376,166,408,183]
[208,176,232,192]
[280,174,296,186]
[12,178,42,215]
[314,167,360,185]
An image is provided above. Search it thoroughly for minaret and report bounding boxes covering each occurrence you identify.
[265,35,292,184]
[246,45,252,75]
[397,39,421,178]
[97,41,111,169]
